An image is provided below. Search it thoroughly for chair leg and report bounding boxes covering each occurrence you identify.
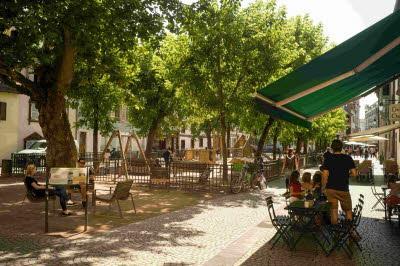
[116,200,123,218]
[130,194,136,214]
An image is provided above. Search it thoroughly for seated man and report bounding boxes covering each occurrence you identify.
[322,140,357,224]
[24,163,70,216]
[67,158,94,208]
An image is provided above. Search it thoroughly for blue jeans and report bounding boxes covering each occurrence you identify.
[49,187,68,211]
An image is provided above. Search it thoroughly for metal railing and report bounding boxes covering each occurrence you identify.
[10,151,321,192]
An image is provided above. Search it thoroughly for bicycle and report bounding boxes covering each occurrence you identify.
[230,164,250,194]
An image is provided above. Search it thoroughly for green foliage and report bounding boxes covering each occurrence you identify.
[312,108,347,142]
[1,0,180,69]
[68,50,125,135]
[126,34,187,138]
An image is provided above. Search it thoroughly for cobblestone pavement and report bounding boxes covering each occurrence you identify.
[237,158,400,266]
[2,158,400,265]
[1,189,276,265]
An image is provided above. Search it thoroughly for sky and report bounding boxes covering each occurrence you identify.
[273,0,396,119]
[181,0,398,118]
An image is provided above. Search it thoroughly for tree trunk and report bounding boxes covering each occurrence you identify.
[255,117,275,158]
[226,122,231,148]
[296,136,302,154]
[303,139,308,154]
[93,112,99,168]
[219,112,228,181]
[272,129,278,160]
[175,132,180,151]
[38,90,77,168]
[36,29,77,168]
[145,119,159,157]
[206,123,212,149]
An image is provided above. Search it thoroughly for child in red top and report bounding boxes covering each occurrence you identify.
[289,170,302,203]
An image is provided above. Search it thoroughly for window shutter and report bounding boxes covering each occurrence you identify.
[0,102,6,121]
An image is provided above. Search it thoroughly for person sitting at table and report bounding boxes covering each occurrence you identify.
[289,170,302,203]
[301,172,313,193]
[322,139,357,224]
[67,158,94,208]
[312,171,323,199]
[385,175,400,216]
[24,163,71,216]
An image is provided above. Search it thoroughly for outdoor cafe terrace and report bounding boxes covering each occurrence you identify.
[1,153,400,265]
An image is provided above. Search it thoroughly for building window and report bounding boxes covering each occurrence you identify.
[181,128,185,134]
[199,137,204,147]
[0,102,6,121]
[382,84,390,96]
[29,101,39,122]
[191,138,195,149]
[181,139,185,150]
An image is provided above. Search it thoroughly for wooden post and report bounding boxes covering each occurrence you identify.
[116,130,129,180]
[132,131,150,173]
[124,135,132,156]
[96,131,117,173]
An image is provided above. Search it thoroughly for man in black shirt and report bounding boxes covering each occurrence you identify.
[322,140,357,224]
[163,148,172,167]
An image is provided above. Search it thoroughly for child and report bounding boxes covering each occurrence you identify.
[301,172,313,193]
[289,170,302,203]
[312,171,324,200]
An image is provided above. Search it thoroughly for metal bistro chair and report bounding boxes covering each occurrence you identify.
[357,160,372,182]
[326,220,354,258]
[93,180,136,218]
[266,196,292,250]
[21,179,57,212]
[370,181,385,209]
[384,160,399,182]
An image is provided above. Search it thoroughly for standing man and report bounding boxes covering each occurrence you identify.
[281,148,299,192]
[163,147,172,168]
[322,139,357,224]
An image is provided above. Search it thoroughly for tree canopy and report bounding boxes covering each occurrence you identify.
[0,0,348,166]
[0,0,180,166]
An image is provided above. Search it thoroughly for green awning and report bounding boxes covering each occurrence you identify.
[256,10,400,128]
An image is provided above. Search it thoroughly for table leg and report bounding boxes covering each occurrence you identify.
[384,190,387,220]
[45,187,49,233]
[84,192,88,231]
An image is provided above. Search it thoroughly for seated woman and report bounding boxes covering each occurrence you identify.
[289,170,302,203]
[301,172,313,193]
[24,163,71,216]
[385,175,400,217]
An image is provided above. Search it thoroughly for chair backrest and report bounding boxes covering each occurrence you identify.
[265,196,278,226]
[357,161,371,174]
[355,201,363,226]
[370,181,379,194]
[23,178,41,202]
[113,180,134,200]
[384,160,398,174]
